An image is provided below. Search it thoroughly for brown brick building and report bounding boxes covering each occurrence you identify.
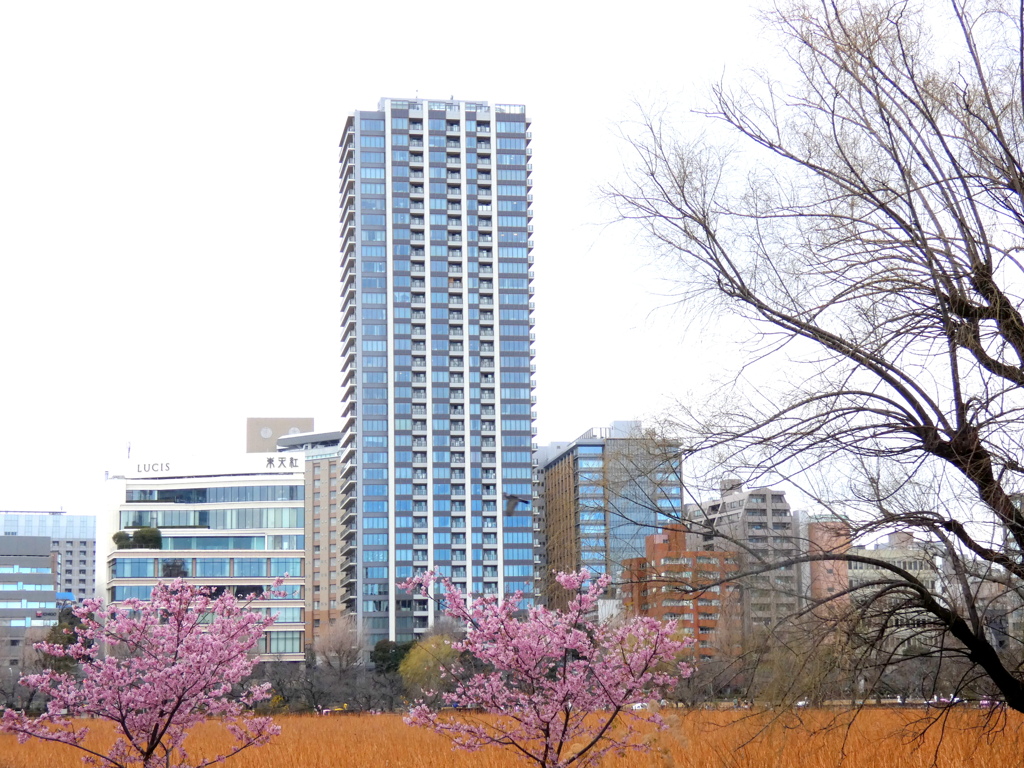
[621,526,740,660]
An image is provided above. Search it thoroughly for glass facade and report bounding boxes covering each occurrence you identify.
[340,98,536,645]
[125,485,303,504]
[108,469,307,660]
[120,508,304,530]
[536,428,683,606]
[1,512,97,599]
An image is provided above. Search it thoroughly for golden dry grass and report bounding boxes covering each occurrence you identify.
[2,708,1023,768]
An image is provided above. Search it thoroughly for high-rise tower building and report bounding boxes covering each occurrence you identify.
[339,98,536,646]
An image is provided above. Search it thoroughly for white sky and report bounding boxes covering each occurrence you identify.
[0,1,772,516]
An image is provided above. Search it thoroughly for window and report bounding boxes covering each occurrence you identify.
[235,559,266,578]
[268,631,302,654]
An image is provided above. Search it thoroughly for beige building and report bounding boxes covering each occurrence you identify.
[684,481,803,636]
[276,430,358,648]
[246,417,315,454]
[847,532,940,654]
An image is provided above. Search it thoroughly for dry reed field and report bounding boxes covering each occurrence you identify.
[2,708,1023,768]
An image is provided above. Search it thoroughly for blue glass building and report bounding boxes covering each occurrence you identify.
[339,98,536,645]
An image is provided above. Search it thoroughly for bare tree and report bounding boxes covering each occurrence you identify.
[0,627,53,711]
[313,614,363,677]
[610,0,1024,712]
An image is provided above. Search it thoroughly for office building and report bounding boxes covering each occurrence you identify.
[339,97,536,645]
[104,455,307,661]
[1,511,97,599]
[0,536,59,669]
[847,532,938,593]
[537,421,682,609]
[848,532,941,651]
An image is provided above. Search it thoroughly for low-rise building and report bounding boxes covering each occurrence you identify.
[104,454,307,661]
[1,511,97,599]
[0,536,58,669]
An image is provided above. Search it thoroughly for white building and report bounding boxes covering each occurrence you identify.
[103,454,307,661]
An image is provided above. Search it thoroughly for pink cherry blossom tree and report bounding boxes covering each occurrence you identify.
[402,570,694,768]
[1,579,281,768]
